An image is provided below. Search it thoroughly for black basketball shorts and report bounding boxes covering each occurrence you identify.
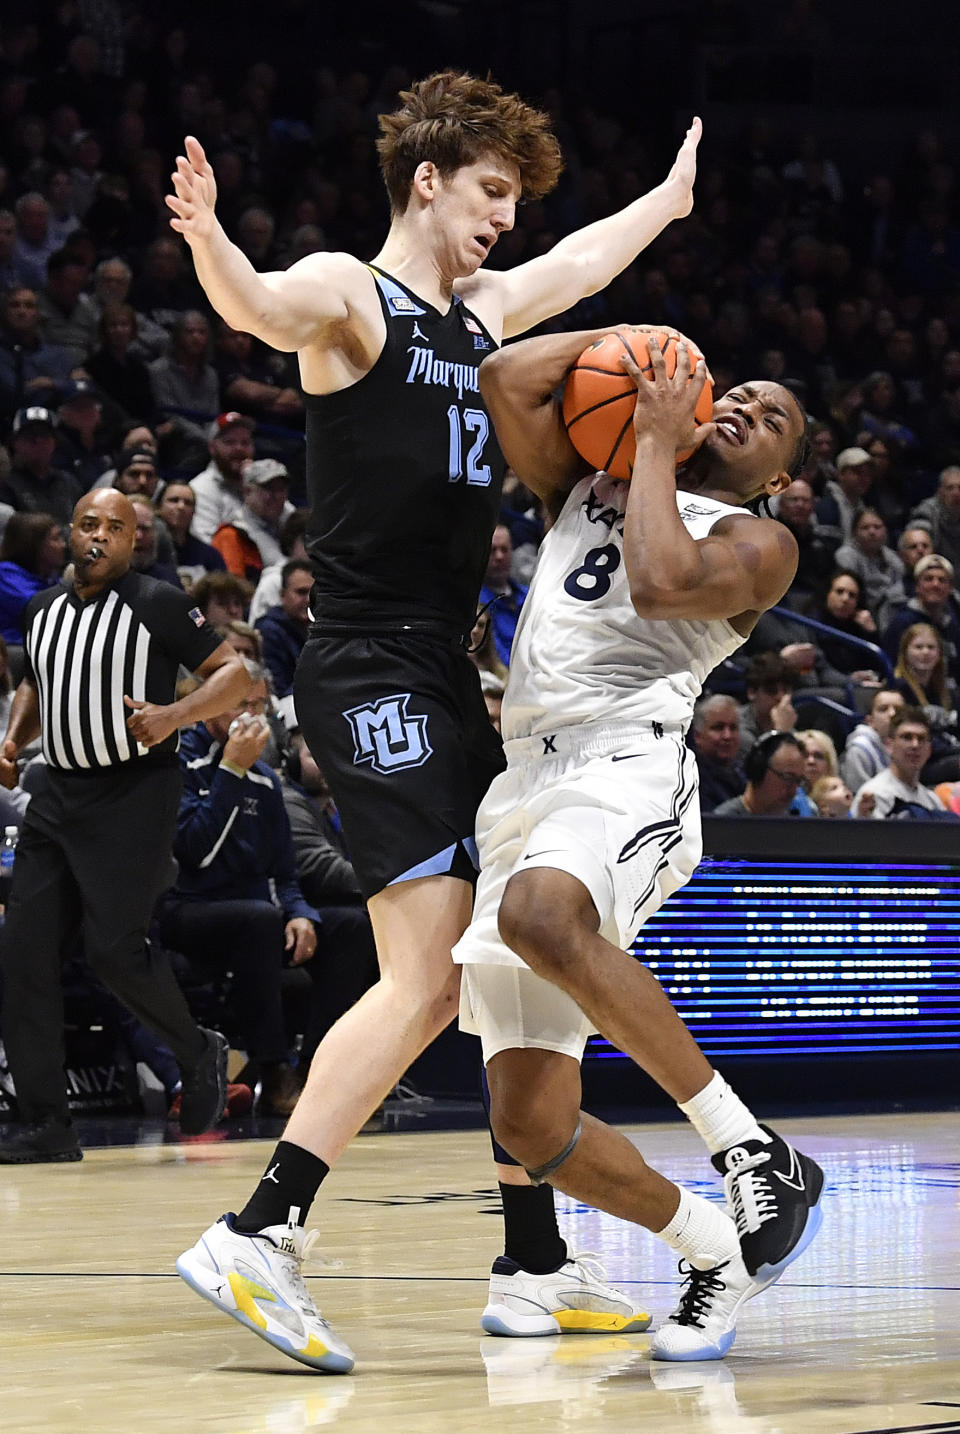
[293,632,506,900]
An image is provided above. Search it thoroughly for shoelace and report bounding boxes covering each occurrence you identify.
[565,1251,610,1286]
[671,1259,730,1329]
[725,1154,778,1237]
[272,1233,329,1323]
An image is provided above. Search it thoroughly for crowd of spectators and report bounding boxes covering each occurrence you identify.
[0,5,959,1113]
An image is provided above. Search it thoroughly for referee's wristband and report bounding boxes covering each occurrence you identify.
[219,759,247,780]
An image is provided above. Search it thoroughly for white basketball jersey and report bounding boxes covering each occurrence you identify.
[501,475,751,741]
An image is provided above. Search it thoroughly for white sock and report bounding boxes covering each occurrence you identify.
[657,1185,739,1271]
[679,1072,768,1156]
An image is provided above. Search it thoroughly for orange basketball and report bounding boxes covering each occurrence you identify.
[562,329,714,480]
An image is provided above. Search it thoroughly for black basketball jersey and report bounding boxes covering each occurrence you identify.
[303,266,505,636]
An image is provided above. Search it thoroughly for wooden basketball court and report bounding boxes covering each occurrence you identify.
[5,1110,959,1433]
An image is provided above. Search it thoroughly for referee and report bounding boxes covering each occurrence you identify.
[0,489,250,1162]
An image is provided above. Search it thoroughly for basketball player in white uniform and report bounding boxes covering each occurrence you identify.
[454,330,824,1360]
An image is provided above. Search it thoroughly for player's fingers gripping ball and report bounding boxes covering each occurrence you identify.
[562,329,714,480]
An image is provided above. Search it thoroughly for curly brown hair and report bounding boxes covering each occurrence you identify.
[377,71,563,215]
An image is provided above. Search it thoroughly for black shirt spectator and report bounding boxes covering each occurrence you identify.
[689,694,747,812]
[155,481,226,588]
[85,303,157,426]
[0,406,83,527]
[775,478,838,600]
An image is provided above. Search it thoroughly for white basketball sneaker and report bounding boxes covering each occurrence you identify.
[650,1253,767,1361]
[176,1209,355,1373]
[481,1252,651,1337]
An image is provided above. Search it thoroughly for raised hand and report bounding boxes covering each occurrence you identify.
[664,117,702,219]
[166,135,219,245]
[222,713,270,772]
[621,340,712,456]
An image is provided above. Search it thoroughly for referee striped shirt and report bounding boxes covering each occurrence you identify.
[24,571,222,771]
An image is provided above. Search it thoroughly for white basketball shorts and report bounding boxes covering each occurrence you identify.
[454,719,703,1064]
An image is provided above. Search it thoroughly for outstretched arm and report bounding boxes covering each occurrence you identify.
[479,330,611,508]
[166,136,355,351]
[619,345,798,624]
[466,120,701,339]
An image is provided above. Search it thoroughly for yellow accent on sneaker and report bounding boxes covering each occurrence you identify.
[303,1333,333,1360]
[228,1272,274,1328]
[552,1308,651,1333]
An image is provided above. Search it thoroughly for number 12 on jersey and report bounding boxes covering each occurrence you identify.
[447,405,492,486]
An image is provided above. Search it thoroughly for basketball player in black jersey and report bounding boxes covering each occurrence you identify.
[169,73,701,1371]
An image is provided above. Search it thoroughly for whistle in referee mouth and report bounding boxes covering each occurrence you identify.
[87,546,104,562]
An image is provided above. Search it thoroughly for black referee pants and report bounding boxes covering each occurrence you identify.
[0,762,206,1124]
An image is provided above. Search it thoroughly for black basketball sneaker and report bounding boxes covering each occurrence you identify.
[712,1125,824,1282]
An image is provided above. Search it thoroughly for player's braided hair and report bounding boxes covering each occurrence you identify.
[377,70,563,214]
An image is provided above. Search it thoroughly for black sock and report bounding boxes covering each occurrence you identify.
[499,1181,568,1274]
[234,1141,329,1232]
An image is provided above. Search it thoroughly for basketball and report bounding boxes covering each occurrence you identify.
[562,330,714,480]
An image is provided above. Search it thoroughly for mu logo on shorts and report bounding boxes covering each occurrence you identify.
[343,693,432,774]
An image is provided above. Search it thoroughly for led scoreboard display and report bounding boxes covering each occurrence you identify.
[584,821,960,1069]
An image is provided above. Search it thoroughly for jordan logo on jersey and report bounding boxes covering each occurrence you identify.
[410,321,428,343]
[344,694,433,774]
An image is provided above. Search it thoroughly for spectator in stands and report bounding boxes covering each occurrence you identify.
[809,775,855,818]
[834,507,906,617]
[37,247,98,365]
[857,369,921,456]
[815,446,875,541]
[897,525,935,595]
[467,606,509,689]
[192,570,253,625]
[841,687,905,791]
[892,623,960,782]
[477,523,528,666]
[12,192,58,289]
[775,477,838,598]
[713,731,809,817]
[189,410,255,542]
[797,729,840,788]
[148,309,220,451]
[909,466,960,574]
[53,378,112,490]
[0,208,19,292]
[0,286,73,419]
[0,406,81,525]
[91,257,169,362]
[157,667,318,1115]
[280,731,379,1059]
[256,559,313,698]
[85,302,156,426]
[130,498,181,587]
[851,707,950,818]
[249,508,309,624]
[113,446,160,500]
[214,319,303,424]
[211,458,289,582]
[131,235,203,331]
[156,481,225,587]
[807,569,883,682]
[0,511,65,643]
[883,554,960,683]
[689,693,747,812]
[215,620,262,663]
[737,653,798,760]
